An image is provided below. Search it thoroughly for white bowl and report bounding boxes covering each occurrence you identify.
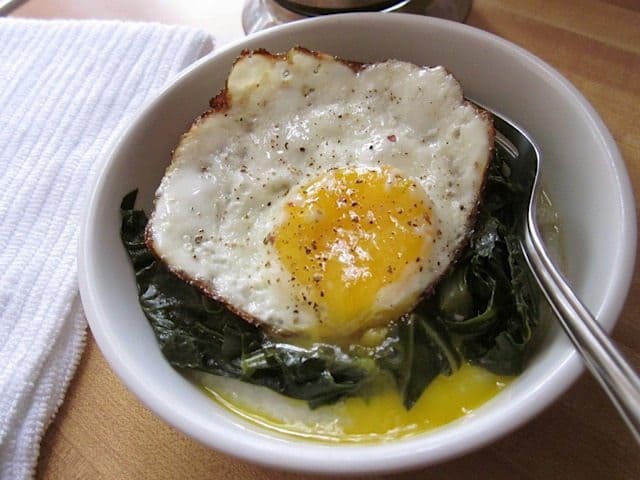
[79,13,636,475]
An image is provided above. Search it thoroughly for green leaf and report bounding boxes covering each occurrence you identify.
[445,149,542,376]
[437,266,473,319]
[376,313,459,409]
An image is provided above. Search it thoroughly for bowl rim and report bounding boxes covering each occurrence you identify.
[78,12,637,475]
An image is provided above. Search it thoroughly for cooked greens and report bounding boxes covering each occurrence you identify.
[120,149,541,409]
[427,153,541,376]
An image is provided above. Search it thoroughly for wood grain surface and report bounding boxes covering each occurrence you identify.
[12,0,639,478]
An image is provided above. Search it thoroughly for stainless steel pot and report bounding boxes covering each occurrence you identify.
[272,0,410,15]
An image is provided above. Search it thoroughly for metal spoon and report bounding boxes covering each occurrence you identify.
[476,101,640,442]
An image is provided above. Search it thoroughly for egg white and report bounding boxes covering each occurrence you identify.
[146,48,493,336]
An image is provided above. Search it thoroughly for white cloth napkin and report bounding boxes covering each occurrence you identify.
[0,18,213,478]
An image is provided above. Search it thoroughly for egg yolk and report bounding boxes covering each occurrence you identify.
[274,166,435,339]
[203,363,512,443]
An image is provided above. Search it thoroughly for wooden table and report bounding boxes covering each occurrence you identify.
[11,1,639,478]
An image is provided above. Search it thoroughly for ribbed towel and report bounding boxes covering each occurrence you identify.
[0,18,213,479]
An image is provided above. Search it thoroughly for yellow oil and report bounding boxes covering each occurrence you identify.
[202,363,511,443]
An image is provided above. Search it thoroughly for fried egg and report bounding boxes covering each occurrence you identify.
[146,48,494,342]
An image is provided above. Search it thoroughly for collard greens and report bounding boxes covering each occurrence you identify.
[121,150,541,409]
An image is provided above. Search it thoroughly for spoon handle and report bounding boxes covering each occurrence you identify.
[522,221,640,443]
